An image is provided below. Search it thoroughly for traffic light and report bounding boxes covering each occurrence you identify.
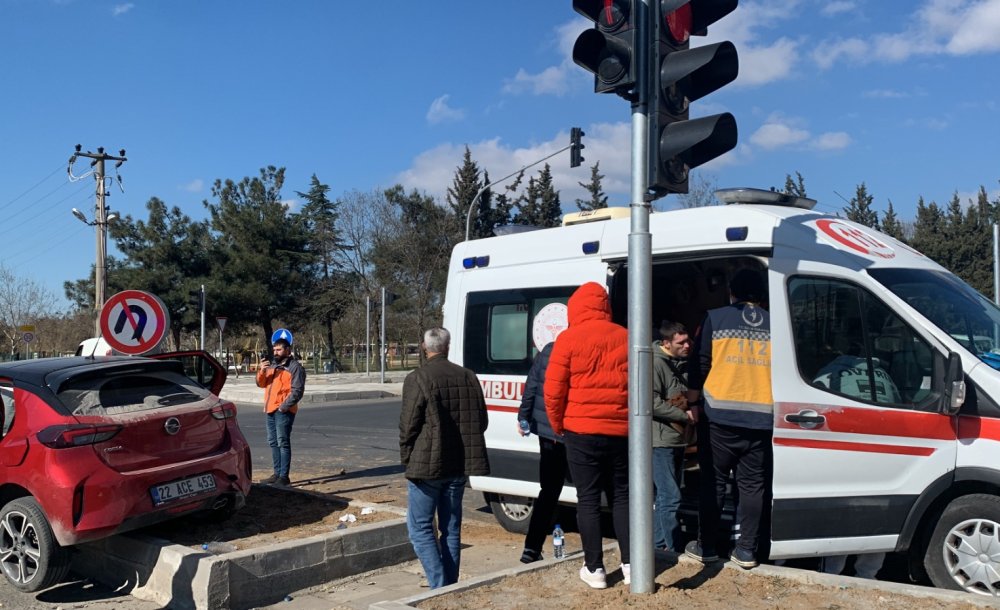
[647,0,739,197]
[570,127,586,168]
[572,0,638,96]
[188,288,204,313]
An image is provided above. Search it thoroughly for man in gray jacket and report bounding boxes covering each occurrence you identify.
[652,321,693,551]
[399,328,489,589]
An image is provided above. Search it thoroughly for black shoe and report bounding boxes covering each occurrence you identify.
[684,540,719,563]
[274,476,291,487]
[729,547,758,569]
[260,474,279,485]
[520,548,543,564]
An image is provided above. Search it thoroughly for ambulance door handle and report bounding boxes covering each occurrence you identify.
[784,410,825,429]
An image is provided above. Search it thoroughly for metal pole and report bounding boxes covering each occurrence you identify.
[993,223,998,306]
[380,286,387,384]
[94,158,107,337]
[628,0,654,594]
[365,296,371,376]
[200,284,206,351]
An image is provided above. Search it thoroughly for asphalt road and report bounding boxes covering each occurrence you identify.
[234,397,498,524]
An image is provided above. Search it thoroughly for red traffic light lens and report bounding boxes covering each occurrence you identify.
[666,3,692,44]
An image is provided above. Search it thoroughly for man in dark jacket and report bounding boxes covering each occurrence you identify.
[516,309,568,564]
[652,321,693,552]
[399,328,489,589]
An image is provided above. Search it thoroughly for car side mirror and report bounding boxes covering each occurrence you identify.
[942,352,966,415]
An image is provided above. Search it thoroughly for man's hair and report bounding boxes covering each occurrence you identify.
[423,328,451,354]
[659,320,688,342]
[273,338,291,349]
[729,268,766,302]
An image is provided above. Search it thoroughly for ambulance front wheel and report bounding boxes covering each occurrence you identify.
[486,493,533,534]
[924,493,1000,596]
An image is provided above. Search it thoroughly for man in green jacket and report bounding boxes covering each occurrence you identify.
[652,321,693,552]
[399,328,489,589]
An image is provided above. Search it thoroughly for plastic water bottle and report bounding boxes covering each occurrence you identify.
[201,541,236,554]
[552,524,565,559]
[519,419,531,437]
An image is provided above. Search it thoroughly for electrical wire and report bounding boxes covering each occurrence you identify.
[0,182,90,229]
[0,164,66,214]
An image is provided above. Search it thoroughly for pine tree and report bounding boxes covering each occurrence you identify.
[575,162,608,211]
[783,172,807,198]
[446,146,483,238]
[911,196,947,265]
[879,200,905,241]
[844,182,878,228]
[514,164,562,228]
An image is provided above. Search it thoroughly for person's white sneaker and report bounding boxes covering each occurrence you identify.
[579,565,608,589]
[621,563,631,585]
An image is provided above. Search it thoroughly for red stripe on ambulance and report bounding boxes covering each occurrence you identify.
[775,437,936,456]
[775,402,954,440]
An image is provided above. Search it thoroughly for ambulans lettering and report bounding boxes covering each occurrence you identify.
[480,379,525,402]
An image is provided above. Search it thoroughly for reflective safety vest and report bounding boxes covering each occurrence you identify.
[696,302,773,429]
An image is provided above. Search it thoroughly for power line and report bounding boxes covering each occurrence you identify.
[1,182,90,229]
[0,164,65,214]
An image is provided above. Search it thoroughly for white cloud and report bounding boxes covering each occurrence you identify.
[426,95,466,125]
[750,120,810,150]
[179,179,203,192]
[812,0,1000,68]
[904,117,950,130]
[811,131,852,150]
[112,3,134,16]
[821,1,857,16]
[282,199,300,212]
[503,19,589,97]
[395,123,632,207]
[863,89,910,98]
[696,2,802,87]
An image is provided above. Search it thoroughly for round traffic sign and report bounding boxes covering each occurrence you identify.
[271,328,294,345]
[22,332,34,344]
[99,290,170,355]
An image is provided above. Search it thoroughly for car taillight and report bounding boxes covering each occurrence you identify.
[37,424,123,448]
[210,403,237,420]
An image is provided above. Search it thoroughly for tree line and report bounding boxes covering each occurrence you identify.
[3,152,996,360]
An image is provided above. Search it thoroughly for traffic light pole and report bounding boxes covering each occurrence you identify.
[380,286,387,384]
[200,284,206,352]
[627,0,654,594]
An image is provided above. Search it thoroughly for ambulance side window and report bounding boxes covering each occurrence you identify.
[789,277,937,409]
[465,287,576,375]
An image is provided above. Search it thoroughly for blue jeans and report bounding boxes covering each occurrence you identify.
[406,476,466,589]
[652,446,684,551]
[265,410,295,477]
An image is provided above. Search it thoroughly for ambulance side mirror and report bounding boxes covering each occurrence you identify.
[942,352,966,415]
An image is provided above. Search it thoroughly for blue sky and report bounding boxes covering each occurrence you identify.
[2,0,1000,308]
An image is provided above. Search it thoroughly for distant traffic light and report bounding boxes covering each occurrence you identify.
[647,0,739,197]
[188,287,204,313]
[570,127,586,168]
[572,0,638,96]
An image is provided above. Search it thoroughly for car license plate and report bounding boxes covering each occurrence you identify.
[150,473,217,506]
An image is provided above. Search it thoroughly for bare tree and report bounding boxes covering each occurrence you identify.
[673,173,720,209]
[0,265,57,356]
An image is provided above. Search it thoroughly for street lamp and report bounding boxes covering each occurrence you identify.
[71,207,117,334]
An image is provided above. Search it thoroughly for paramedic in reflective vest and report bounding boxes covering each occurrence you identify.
[257,337,306,487]
[684,268,772,570]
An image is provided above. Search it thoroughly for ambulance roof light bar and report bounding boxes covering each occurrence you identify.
[714,187,817,210]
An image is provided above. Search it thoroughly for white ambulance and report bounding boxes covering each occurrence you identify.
[443,188,1000,597]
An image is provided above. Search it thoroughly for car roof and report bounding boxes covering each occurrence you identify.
[0,356,176,387]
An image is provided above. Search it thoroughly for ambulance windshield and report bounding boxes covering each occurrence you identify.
[869,268,1000,370]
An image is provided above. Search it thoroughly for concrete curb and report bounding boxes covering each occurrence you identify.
[371,548,1000,609]
[74,513,415,610]
[220,388,402,404]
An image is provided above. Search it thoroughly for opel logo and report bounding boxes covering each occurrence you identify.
[164,417,181,435]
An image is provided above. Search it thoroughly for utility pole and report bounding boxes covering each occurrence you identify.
[69,145,127,336]
[380,286,387,384]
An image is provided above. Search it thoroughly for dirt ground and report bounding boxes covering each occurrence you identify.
[146,470,401,551]
[418,553,985,610]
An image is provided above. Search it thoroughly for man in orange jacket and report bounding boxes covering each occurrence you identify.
[257,337,306,486]
[544,282,629,589]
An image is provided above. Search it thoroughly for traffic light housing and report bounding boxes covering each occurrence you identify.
[647,0,739,198]
[570,127,586,168]
[188,288,204,313]
[572,0,638,96]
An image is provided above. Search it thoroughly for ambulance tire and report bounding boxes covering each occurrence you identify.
[924,493,1000,595]
[486,493,533,535]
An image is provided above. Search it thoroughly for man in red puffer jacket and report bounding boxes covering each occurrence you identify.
[544,282,629,589]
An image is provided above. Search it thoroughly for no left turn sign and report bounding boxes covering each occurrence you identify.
[99,290,170,355]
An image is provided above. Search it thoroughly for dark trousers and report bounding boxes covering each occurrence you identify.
[564,431,630,571]
[524,437,568,554]
[697,421,772,556]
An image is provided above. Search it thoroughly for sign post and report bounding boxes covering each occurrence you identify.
[99,290,170,355]
[217,316,227,357]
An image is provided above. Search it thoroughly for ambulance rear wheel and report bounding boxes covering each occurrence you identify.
[924,493,1000,596]
[486,493,533,534]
